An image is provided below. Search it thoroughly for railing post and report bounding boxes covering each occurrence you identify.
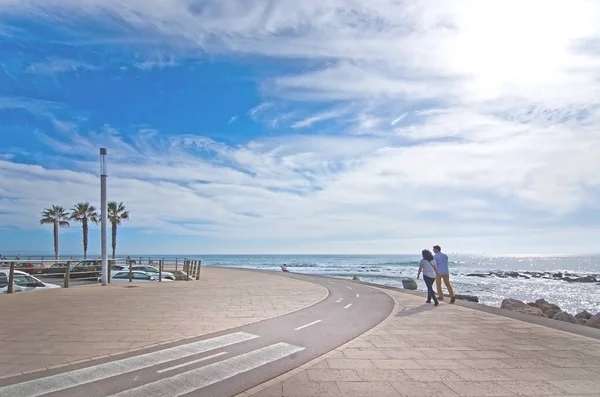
[159,259,163,282]
[175,257,178,271]
[7,262,14,293]
[129,259,133,283]
[63,262,70,288]
[196,260,201,280]
[186,260,190,281]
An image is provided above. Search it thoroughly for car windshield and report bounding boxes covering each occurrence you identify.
[134,266,157,273]
[13,274,37,286]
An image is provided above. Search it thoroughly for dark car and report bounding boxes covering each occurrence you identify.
[70,260,101,279]
[43,263,70,277]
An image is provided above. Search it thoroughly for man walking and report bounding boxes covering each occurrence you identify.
[433,245,455,303]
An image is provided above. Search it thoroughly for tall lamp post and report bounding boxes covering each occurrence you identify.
[100,148,108,286]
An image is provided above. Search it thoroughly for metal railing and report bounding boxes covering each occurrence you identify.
[1,257,203,293]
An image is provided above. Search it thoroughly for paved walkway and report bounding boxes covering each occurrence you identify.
[0,267,327,378]
[242,286,600,397]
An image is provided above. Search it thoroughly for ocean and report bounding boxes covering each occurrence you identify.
[180,254,599,314]
[7,253,600,314]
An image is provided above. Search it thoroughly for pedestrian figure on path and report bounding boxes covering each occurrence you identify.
[433,245,456,304]
[417,249,439,306]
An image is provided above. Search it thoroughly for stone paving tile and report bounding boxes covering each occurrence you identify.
[494,380,567,396]
[342,349,388,359]
[245,285,600,397]
[391,381,459,397]
[306,369,361,382]
[337,381,400,397]
[547,379,600,395]
[0,267,326,375]
[403,369,464,382]
[444,381,516,396]
[354,369,412,382]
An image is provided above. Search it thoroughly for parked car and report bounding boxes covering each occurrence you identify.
[70,260,101,279]
[42,262,71,277]
[99,270,174,283]
[0,269,61,293]
[11,262,48,275]
[109,264,176,280]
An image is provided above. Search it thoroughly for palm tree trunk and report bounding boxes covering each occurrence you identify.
[82,219,88,259]
[53,218,59,260]
[111,222,117,259]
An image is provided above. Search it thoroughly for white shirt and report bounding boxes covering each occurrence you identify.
[420,259,437,278]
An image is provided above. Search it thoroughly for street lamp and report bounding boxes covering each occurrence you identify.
[100,148,108,286]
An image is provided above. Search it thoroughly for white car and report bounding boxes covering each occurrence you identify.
[100,270,174,283]
[0,269,61,293]
[108,265,176,280]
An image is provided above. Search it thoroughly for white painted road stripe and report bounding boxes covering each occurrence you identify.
[156,351,228,373]
[0,332,259,397]
[346,286,352,289]
[344,303,353,309]
[335,298,343,303]
[294,320,322,331]
[108,342,305,397]
[356,293,360,298]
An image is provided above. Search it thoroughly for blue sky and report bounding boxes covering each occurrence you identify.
[1,0,600,256]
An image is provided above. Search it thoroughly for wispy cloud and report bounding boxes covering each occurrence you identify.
[25,58,97,75]
[390,113,407,126]
[227,115,237,124]
[248,102,273,120]
[291,109,344,129]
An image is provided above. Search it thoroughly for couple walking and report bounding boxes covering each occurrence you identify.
[417,245,455,306]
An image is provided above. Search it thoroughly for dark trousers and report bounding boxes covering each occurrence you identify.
[423,275,438,304]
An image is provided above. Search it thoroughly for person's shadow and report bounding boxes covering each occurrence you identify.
[395,304,436,317]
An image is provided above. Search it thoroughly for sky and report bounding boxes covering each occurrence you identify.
[1,0,600,256]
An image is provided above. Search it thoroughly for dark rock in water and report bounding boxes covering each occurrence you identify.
[575,310,593,320]
[528,299,561,318]
[553,272,563,278]
[552,311,578,324]
[466,273,488,278]
[352,276,360,281]
[402,278,417,290]
[501,299,547,317]
[587,313,600,329]
[563,275,597,283]
[454,294,479,303]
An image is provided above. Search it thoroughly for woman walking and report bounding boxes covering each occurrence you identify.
[417,249,439,306]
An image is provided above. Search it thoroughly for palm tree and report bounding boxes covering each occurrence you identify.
[70,202,99,259]
[108,201,129,259]
[39,205,70,260]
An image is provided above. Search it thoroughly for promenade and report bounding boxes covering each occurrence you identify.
[241,286,600,397]
[2,268,600,396]
[0,267,327,378]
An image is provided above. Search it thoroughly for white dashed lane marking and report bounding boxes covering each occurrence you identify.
[293,320,322,331]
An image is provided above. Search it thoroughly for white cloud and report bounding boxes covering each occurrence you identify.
[291,109,344,129]
[2,0,600,252]
[390,113,407,126]
[25,58,97,75]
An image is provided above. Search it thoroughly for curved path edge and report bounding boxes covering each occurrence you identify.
[235,281,401,397]
[0,268,329,381]
[0,270,393,397]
